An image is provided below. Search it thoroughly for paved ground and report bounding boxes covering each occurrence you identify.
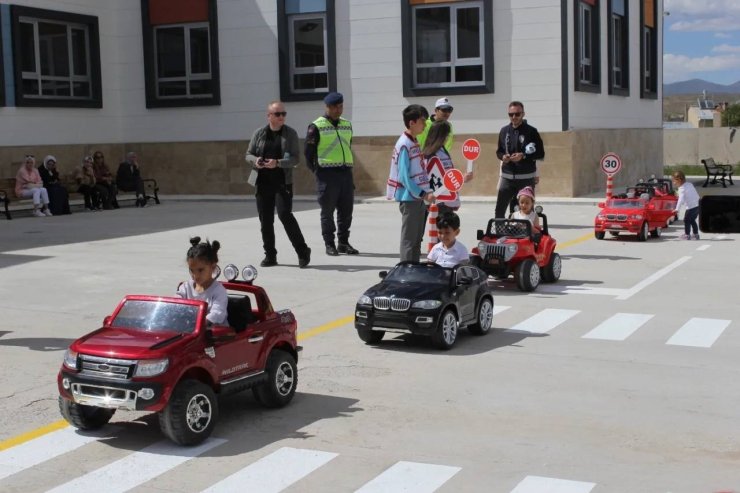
[1,185,739,492]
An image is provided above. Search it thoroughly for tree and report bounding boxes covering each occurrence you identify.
[721,103,740,127]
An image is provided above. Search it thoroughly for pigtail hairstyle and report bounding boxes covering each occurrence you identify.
[187,236,220,264]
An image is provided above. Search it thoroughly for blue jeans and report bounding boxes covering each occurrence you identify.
[684,206,699,235]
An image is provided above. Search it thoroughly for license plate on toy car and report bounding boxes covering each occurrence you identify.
[486,258,502,265]
[608,224,622,229]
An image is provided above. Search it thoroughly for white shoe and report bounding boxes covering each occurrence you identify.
[43,209,53,216]
[33,210,45,217]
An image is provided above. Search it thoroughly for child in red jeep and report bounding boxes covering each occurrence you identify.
[177,236,228,324]
[510,186,541,233]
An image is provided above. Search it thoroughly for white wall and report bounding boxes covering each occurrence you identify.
[1,0,568,147]
[567,0,663,130]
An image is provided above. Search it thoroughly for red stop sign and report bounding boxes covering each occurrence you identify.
[443,169,464,192]
[462,139,481,161]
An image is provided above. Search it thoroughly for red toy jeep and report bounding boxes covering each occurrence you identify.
[57,265,300,446]
[594,181,677,241]
[470,206,561,292]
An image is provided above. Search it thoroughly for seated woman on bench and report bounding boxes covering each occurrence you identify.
[15,155,52,217]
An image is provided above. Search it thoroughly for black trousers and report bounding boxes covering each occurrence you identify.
[118,177,145,197]
[78,184,102,209]
[256,183,308,258]
[495,177,536,218]
[316,168,354,246]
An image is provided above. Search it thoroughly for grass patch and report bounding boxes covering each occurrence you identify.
[664,164,705,176]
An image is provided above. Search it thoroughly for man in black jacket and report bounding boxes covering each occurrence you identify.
[246,101,311,268]
[495,101,545,218]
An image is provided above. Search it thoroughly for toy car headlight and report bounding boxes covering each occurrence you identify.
[242,265,258,282]
[412,300,442,309]
[357,295,372,305]
[223,264,239,282]
[63,349,78,370]
[596,214,605,220]
[477,241,487,254]
[504,244,518,261]
[630,214,643,220]
[134,358,169,377]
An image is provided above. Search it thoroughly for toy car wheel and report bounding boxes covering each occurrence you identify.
[650,226,662,238]
[159,379,218,446]
[357,328,384,344]
[58,396,115,430]
[431,309,458,350]
[469,297,494,335]
[541,252,562,283]
[253,350,297,408]
[516,259,540,292]
[637,222,649,242]
[594,231,605,240]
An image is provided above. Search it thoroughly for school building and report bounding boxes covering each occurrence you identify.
[0,0,664,197]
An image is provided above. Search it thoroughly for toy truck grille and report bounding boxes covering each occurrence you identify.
[605,214,627,221]
[479,243,508,258]
[373,297,411,311]
[79,354,135,380]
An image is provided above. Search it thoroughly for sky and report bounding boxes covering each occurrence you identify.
[664,0,740,85]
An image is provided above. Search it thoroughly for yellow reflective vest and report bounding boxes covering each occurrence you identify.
[313,116,353,168]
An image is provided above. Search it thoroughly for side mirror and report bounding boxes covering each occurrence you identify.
[458,276,472,285]
[534,205,543,214]
[476,229,484,240]
[598,202,605,208]
[647,203,655,210]
[379,271,388,279]
[103,315,112,326]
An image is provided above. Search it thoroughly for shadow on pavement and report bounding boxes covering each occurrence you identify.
[1,201,318,254]
[0,334,74,351]
[0,253,54,269]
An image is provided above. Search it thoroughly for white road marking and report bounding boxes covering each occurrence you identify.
[493,305,511,315]
[0,426,116,481]
[582,313,654,341]
[510,475,596,493]
[537,285,628,296]
[354,461,461,493]
[716,235,727,240]
[203,447,337,493]
[616,256,692,300]
[666,318,731,348]
[696,244,711,251]
[46,437,226,493]
[508,309,580,334]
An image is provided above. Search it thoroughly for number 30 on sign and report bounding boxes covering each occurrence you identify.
[600,152,622,176]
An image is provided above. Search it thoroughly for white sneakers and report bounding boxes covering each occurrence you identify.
[43,209,53,216]
[33,210,45,217]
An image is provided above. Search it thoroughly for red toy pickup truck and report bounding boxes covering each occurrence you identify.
[57,265,300,445]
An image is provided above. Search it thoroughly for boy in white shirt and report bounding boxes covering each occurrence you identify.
[427,212,469,268]
[672,170,701,240]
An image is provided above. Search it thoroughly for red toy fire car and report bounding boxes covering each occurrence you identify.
[58,265,300,446]
[594,181,677,241]
[470,206,561,292]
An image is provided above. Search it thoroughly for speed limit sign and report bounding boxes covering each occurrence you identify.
[600,152,622,176]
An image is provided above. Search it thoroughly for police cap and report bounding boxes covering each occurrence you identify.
[324,92,344,105]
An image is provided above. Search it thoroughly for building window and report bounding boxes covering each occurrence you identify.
[9,5,102,108]
[402,0,493,97]
[141,0,220,108]
[278,0,336,102]
[641,0,657,98]
[608,0,629,95]
[574,0,600,93]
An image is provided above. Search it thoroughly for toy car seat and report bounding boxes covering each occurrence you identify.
[226,295,254,332]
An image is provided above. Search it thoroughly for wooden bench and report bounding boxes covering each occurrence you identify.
[0,177,160,220]
[701,158,734,188]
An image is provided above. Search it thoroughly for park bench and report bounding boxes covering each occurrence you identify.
[0,176,160,220]
[701,158,734,188]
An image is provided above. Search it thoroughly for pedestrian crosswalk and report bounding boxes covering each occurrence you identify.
[492,306,732,349]
[0,430,608,493]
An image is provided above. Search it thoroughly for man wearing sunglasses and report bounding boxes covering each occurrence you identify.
[246,100,311,268]
[417,97,454,152]
[495,101,545,218]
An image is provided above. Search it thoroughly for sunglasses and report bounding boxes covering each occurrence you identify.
[25,154,34,158]
[508,112,522,117]
[94,155,103,159]
[439,107,453,114]
[271,111,287,117]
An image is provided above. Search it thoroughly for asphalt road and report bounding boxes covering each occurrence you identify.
[0,197,738,493]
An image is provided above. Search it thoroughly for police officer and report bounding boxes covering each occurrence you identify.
[304,92,359,256]
[417,97,454,151]
[495,101,545,218]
